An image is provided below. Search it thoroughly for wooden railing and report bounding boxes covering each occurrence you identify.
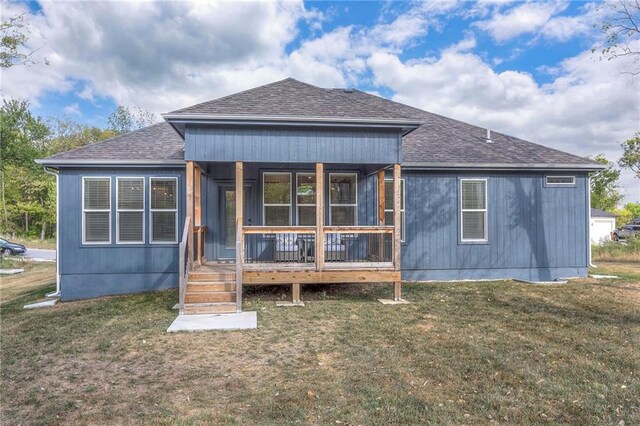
[242,225,395,268]
[193,225,206,265]
[178,216,191,315]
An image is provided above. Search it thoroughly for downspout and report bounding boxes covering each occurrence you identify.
[587,175,596,268]
[43,166,61,296]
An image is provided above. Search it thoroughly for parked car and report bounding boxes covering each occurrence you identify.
[611,224,640,241]
[0,238,27,255]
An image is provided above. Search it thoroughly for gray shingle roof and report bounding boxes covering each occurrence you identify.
[591,208,617,218]
[40,78,600,168]
[329,88,599,167]
[169,78,412,120]
[41,122,184,162]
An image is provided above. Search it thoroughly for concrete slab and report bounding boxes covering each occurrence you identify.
[276,301,305,307]
[590,274,621,279]
[0,268,24,275]
[23,299,58,309]
[378,298,410,305]
[167,311,257,332]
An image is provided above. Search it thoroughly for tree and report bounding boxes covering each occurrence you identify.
[595,0,640,74]
[0,6,48,68]
[619,132,640,179]
[107,105,156,135]
[590,154,623,212]
[45,117,117,155]
[614,202,640,226]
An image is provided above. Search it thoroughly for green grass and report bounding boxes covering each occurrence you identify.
[593,238,640,262]
[1,264,639,425]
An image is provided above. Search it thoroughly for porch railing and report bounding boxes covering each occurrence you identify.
[178,216,191,315]
[242,225,394,267]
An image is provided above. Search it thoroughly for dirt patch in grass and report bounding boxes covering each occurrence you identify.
[1,271,639,424]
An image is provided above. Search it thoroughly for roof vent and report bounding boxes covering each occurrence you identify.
[486,129,493,143]
[343,88,353,93]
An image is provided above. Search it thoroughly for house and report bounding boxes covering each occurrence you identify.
[36,78,603,315]
[590,208,617,244]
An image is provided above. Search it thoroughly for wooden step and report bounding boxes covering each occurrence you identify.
[185,291,236,304]
[183,302,237,315]
[188,272,236,282]
[187,282,235,292]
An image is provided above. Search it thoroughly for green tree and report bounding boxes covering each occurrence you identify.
[107,105,156,135]
[46,117,117,154]
[590,154,623,212]
[0,5,48,68]
[619,132,640,179]
[614,202,640,227]
[595,0,640,75]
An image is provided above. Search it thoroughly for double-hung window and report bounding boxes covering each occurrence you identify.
[263,172,291,226]
[83,177,111,244]
[150,177,178,243]
[460,179,488,242]
[117,177,144,243]
[384,179,405,242]
[296,173,316,226]
[329,173,357,226]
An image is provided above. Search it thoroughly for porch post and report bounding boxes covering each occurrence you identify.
[393,163,402,301]
[194,165,203,265]
[235,161,244,312]
[186,161,194,267]
[377,169,385,262]
[315,162,324,271]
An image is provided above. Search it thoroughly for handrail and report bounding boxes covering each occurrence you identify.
[243,226,316,234]
[178,216,191,315]
[323,226,394,234]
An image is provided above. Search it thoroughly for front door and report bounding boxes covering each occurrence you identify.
[219,185,251,259]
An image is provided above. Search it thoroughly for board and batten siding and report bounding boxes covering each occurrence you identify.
[184,126,402,164]
[399,171,589,282]
[58,168,185,301]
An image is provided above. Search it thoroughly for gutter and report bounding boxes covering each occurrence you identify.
[162,112,423,126]
[587,175,596,269]
[42,166,61,297]
[402,162,606,171]
[35,159,186,167]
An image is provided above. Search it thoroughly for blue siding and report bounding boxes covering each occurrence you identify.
[185,126,401,164]
[58,168,185,301]
[399,171,589,282]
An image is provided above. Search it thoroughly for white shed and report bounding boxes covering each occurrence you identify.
[590,208,617,244]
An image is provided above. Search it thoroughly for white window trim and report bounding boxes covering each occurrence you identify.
[384,178,405,242]
[262,172,292,226]
[329,172,358,226]
[460,178,488,243]
[545,175,576,186]
[82,176,111,245]
[116,177,145,244]
[296,172,316,226]
[150,177,179,244]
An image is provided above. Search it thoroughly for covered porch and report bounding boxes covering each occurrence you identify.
[178,160,403,314]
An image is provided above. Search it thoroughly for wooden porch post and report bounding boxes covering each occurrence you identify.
[186,161,194,267]
[377,169,385,262]
[235,161,244,312]
[393,163,402,301]
[315,162,324,271]
[194,165,203,265]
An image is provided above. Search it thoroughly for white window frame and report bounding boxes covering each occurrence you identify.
[545,175,576,187]
[296,172,316,226]
[116,177,145,244]
[82,176,111,245]
[262,172,292,226]
[150,177,178,244]
[329,172,358,226]
[384,178,405,242]
[460,178,488,243]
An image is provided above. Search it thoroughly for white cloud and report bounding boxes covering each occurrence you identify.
[368,41,640,201]
[476,1,568,42]
[62,103,81,116]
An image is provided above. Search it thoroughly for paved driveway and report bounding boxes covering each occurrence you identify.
[25,248,56,261]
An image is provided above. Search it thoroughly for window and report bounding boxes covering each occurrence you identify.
[83,177,111,244]
[297,173,316,226]
[263,173,291,226]
[150,177,178,243]
[329,173,357,226]
[460,179,488,242]
[545,175,575,186]
[117,177,144,243]
[384,179,405,242]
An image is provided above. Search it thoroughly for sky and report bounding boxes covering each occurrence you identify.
[2,0,639,202]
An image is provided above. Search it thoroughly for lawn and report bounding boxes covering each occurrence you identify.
[1,261,638,425]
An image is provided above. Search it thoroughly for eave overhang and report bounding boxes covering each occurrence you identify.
[402,162,606,172]
[35,159,186,168]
